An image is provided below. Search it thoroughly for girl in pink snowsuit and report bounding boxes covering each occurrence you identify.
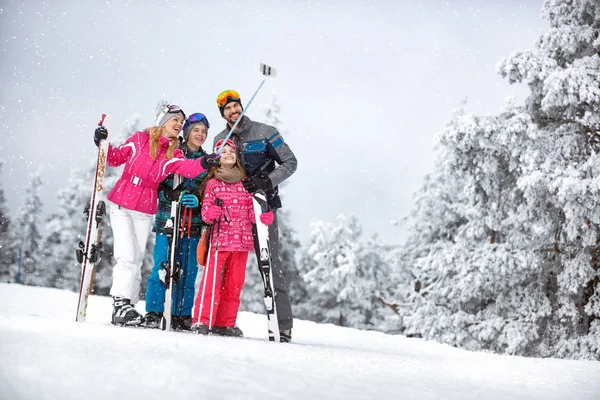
[192,139,273,337]
[93,103,219,326]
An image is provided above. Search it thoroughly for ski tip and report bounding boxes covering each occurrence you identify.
[99,113,114,131]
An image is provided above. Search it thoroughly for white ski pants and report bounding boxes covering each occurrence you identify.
[109,204,154,304]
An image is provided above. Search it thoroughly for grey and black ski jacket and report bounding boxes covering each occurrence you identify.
[213,116,297,209]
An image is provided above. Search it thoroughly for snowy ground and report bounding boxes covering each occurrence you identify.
[0,283,598,400]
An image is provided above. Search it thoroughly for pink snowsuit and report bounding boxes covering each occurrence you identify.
[193,177,255,328]
[106,130,208,215]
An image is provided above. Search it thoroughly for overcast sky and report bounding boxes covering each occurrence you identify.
[0,0,546,245]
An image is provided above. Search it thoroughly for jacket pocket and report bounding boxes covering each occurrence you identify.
[244,140,267,153]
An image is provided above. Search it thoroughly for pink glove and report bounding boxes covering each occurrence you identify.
[204,205,222,222]
[260,211,274,226]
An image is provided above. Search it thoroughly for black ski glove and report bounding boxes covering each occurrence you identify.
[94,126,108,147]
[163,184,184,202]
[201,153,220,169]
[242,172,272,193]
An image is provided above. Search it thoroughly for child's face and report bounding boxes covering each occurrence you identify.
[220,145,237,167]
[187,124,207,148]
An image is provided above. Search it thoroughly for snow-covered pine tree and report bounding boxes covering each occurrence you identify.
[301,214,389,328]
[239,93,307,313]
[370,238,414,334]
[400,0,599,360]
[400,104,539,354]
[495,0,600,359]
[0,160,17,283]
[16,170,45,286]
[41,166,92,291]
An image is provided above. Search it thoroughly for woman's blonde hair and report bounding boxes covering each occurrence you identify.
[148,126,178,160]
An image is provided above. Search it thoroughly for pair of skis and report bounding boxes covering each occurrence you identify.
[76,114,111,322]
[252,190,280,343]
[159,178,193,332]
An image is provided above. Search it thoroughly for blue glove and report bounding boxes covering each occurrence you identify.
[180,193,199,208]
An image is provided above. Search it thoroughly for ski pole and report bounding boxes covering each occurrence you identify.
[179,208,193,317]
[196,198,222,330]
[195,224,213,329]
[215,63,276,154]
[175,207,191,317]
[208,198,223,329]
[162,175,182,331]
[208,222,219,329]
[175,223,187,318]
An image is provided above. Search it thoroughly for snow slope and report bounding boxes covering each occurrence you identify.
[0,283,598,400]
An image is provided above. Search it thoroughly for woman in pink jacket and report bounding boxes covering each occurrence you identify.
[93,103,219,326]
[192,139,273,337]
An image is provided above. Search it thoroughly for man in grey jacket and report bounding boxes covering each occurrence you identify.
[214,89,298,343]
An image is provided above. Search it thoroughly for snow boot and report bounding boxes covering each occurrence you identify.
[191,323,211,335]
[144,312,162,329]
[111,297,144,326]
[211,325,244,337]
[280,329,292,343]
[171,315,193,331]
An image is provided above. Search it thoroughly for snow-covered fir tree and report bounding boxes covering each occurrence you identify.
[41,166,92,291]
[0,160,17,283]
[16,170,45,286]
[369,238,414,334]
[495,0,600,359]
[400,105,539,353]
[300,214,390,328]
[400,0,600,360]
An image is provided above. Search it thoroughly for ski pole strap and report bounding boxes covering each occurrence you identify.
[122,172,159,189]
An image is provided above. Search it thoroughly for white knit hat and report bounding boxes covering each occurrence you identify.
[155,101,186,127]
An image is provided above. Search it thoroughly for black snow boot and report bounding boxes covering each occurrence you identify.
[280,329,292,343]
[144,312,163,329]
[191,323,211,335]
[171,315,193,331]
[211,325,244,337]
[111,297,144,326]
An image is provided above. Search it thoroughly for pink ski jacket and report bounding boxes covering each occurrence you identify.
[201,178,255,252]
[106,130,207,214]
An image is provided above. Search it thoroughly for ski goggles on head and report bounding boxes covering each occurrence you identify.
[183,113,210,132]
[164,104,185,118]
[215,138,236,152]
[156,104,186,126]
[216,90,241,108]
